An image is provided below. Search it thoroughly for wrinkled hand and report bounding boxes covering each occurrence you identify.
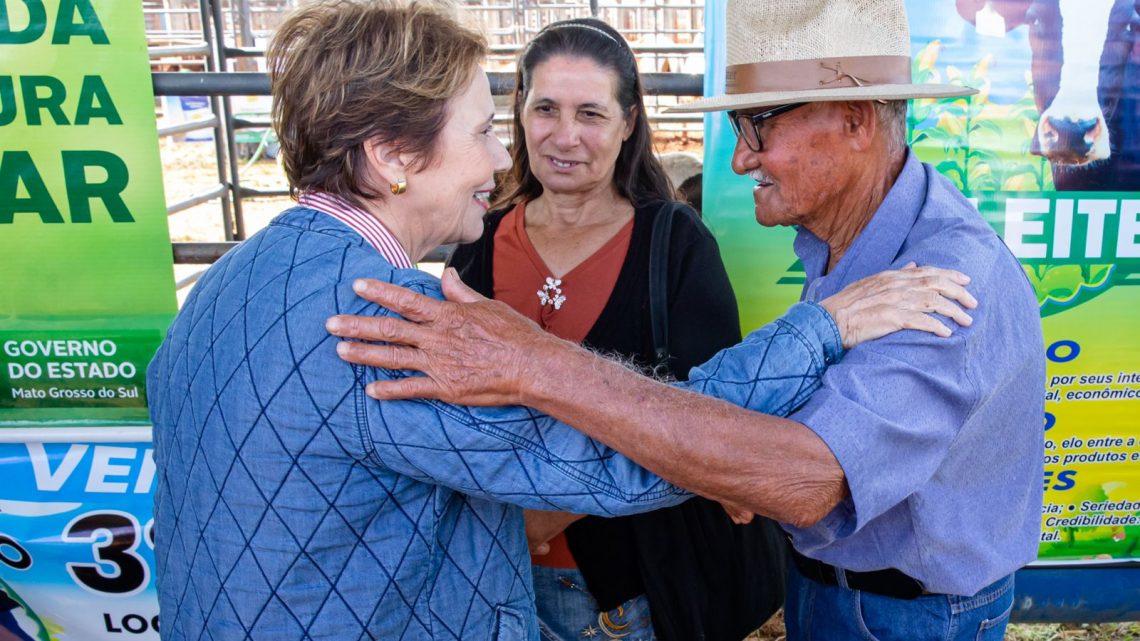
[821,263,977,349]
[720,500,755,525]
[326,268,565,404]
[525,510,584,556]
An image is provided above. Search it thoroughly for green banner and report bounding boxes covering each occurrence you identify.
[1,0,176,426]
[703,2,1140,563]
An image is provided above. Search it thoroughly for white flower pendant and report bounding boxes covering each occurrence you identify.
[537,276,566,310]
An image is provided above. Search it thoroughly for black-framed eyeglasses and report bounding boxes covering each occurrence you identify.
[727,103,807,152]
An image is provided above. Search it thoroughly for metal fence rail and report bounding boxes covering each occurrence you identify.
[157,71,705,265]
[152,71,704,97]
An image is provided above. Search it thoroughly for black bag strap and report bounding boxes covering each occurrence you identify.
[649,202,675,370]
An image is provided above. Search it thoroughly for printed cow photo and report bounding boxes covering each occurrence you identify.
[958,0,1140,191]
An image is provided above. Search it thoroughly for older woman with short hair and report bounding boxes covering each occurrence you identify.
[151,3,691,638]
[149,2,979,639]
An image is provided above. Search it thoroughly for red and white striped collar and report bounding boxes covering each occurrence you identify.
[298,191,413,269]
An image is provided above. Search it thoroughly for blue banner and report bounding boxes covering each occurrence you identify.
[0,441,158,640]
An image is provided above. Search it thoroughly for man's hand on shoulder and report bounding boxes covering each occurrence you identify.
[326,268,572,406]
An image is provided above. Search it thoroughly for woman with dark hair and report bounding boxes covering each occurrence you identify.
[447,17,784,641]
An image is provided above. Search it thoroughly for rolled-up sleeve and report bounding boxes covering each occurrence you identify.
[789,328,978,538]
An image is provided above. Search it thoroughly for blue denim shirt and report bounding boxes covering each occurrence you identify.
[784,152,1046,596]
[148,207,844,640]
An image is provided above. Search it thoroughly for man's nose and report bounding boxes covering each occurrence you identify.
[730,135,760,175]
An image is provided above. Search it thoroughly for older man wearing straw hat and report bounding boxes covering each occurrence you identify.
[327,0,1045,638]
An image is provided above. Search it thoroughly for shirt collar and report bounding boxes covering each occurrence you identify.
[793,150,927,301]
[299,191,414,269]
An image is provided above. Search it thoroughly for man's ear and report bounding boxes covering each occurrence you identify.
[363,137,410,189]
[843,101,878,151]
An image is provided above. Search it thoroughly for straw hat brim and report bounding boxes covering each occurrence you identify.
[667,83,977,113]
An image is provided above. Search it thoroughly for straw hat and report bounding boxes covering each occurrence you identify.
[670,0,976,113]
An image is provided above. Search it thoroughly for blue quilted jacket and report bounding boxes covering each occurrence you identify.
[147,207,843,640]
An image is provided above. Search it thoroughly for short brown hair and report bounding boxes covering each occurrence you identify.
[268,0,486,203]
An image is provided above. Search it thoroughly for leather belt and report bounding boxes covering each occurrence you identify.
[789,547,927,600]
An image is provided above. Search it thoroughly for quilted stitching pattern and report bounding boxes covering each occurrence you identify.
[148,208,836,640]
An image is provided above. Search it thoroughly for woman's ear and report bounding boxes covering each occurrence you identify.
[363,137,410,191]
[623,105,638,141]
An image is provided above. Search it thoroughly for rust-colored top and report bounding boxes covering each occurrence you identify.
[491,201,633,568]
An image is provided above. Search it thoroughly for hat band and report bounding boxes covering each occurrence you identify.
[726,55,912,95]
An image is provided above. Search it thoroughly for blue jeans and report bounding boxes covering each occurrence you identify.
[532,565,657,641]
[785,561,1014,641]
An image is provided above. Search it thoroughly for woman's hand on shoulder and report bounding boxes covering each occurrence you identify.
[820,262,978,349]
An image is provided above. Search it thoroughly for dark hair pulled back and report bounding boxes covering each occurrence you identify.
[496,17,673,208]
